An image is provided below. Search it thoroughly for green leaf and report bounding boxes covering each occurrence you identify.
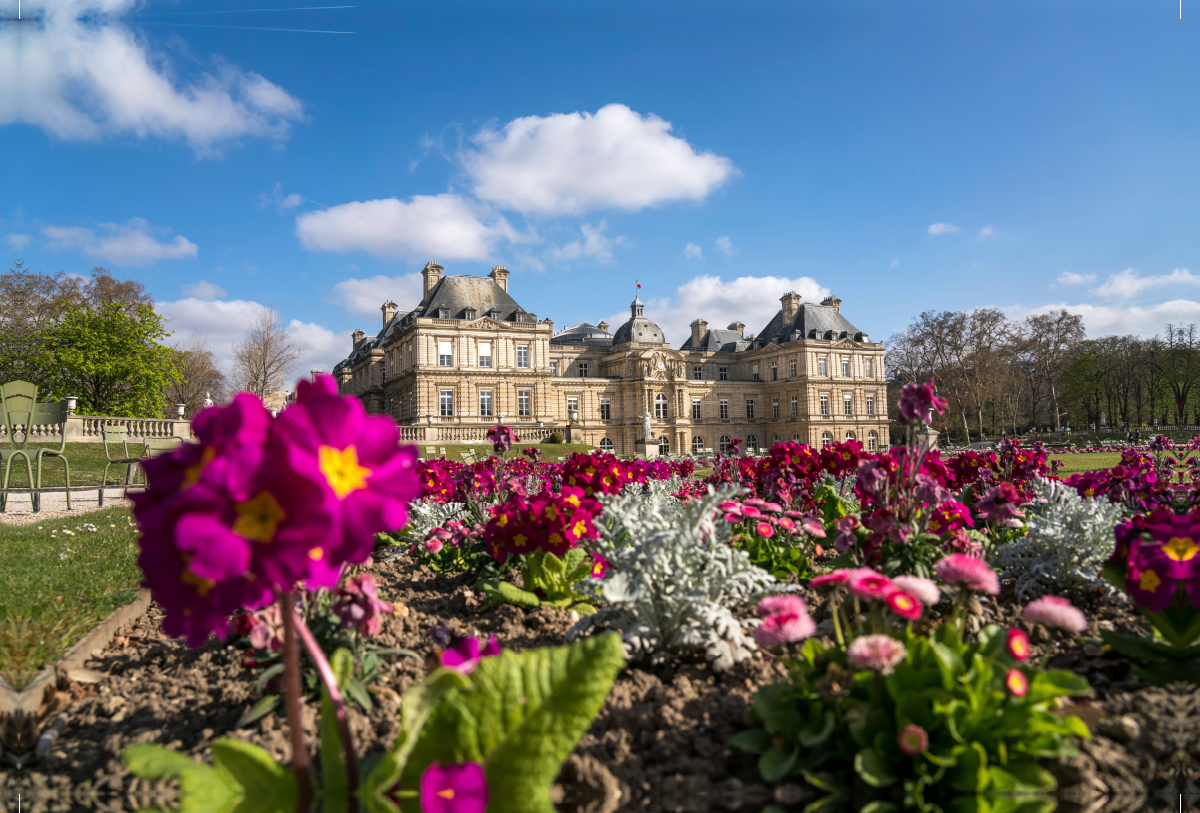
[210,739,298,813]
[855,747,898,788]
[860,803,899,813]
[753,682,803,734]
[254,664,285,694]
[729,728,773,755]
[320,648,354,813]
[799,709,836,747]
[122,744,238,813]
[344,677,374,712]
[997,761,1058,793]
[1100,629,1200,663]
[396,632,626,813]
[479,579,541,610]
[235,695,280,730]
[1025,670,1091,705]
[759,744,800,781]
[947,742,989,793]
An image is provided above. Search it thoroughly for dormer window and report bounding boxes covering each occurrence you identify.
[515,313,524,323]
[438,309,449,319]
[488,310,500,319]
[464,309,476,320]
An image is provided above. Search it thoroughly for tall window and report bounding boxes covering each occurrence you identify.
[818,356,827,376]
[820,394,829,416]
[516,345,529,368]
[567,397,579,415]
[479,390,493,417]
[692,398,701,419]
[772,398,779,418]
[692,436,705,453]
[600,438,614,451]
[600,398,611,420]
[821,431,832,447]
[720,399,729,420]
[439,390,453,416]
[654,393,668,419]
[720,435,732,453]
[550,362,558,376]
[478,341,492,368]
[789,358,797,378]
[868,431,878,451]
[438,341,452,367]
[752,364,760,381]
[866,394,875,416]
[746,435,759,452]
[658,436,670,456]
[846,431,856,440]
[790,395,798,416]
[844,394,853,416]
[719,366,728,381]
[578,362,589,378]
[693,364,703,380]
[864,358,873,378]
[842,357,850,376]
[746,399,755,420]
[770,361,778,381]
[518,390,531,417]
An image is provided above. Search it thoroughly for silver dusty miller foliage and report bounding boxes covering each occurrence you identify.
[403,500,467,541]
[566,484,786,671]
[990,477,1124,601]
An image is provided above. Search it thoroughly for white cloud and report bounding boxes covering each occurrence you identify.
[461,103,737,216]
[889,258,899,269]
[1056,271,1096,286]
[1007,299,1200,338]
[331,273,425,318]
[715,236,736,255]
[549,221,625,264]
[979,226,997,240]
[260,182,304,212]
[157,297,347,379]
[42,218,198,266]
[0,1,304,155]
[5,234,31,249]
[1093,267,1200,299]
[928,223,960,235]
[683,243,703,259]
[182,280,227,300]
[600,274,831,348]
[295,193,524,261]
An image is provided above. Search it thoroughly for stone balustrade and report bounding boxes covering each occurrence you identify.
[399,423,563,444]
[0,415,194,443]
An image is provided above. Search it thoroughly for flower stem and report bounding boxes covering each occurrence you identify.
[292,608,360,813]
[831,597,845,648]
[280,591,313,813]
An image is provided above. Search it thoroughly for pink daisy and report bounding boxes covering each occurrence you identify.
[846,634,907,675]
[1022,596,1087,634]
[754,611,816,648]
[892,576,941,607]
[934,554,1000,595]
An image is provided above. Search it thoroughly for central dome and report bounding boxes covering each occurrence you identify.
[612,295,666,345]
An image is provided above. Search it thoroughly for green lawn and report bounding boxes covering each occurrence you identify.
[0,442,144,488]
[1047,451,1123,475]
[0,507,143,688]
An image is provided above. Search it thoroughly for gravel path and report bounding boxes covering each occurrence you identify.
[0,488,134,525]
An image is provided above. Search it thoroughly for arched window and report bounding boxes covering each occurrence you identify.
[720,435,732,454]
[654,393,668,419]
[867,431,878,452]
[821,431,832,447]
[599,437,614,452]
[692,436,705,453]
[746,435,759,452]
[845,431,856,440]
[773,434,780,444]
[658,436,670,455]
[791,433,800,442]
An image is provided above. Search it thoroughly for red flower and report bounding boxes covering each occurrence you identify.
[1005,668,1029,697]
[1006,628,1031,661]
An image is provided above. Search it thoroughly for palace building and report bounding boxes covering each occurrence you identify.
[333,262,891,454]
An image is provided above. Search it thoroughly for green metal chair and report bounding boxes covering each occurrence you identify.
[0,381,38,512]
[27,401,71,512]
[143,436,184,458]
[102,426,145,487]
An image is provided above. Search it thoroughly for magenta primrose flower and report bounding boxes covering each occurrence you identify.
[487,424,520,453]
[419,761,489,813]
[441,635,502,674]
[935,554,1000,595]
[331,573,395,636]
[897,379,949,426]
[1022,596,1088,634]
[269,375,422,587]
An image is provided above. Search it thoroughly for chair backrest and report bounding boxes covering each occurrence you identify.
[439,446,447,456]
[102,425,133,459]
[144,437,184,457]
[29,401,69,451]
[425,446,437,456]
[0,380,38,448]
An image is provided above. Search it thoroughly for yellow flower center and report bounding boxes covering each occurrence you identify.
[308,547,324,561]
[497,514,509,527]
[549,533,563,547]
[513,534,528,549]
[1164,536,1199,562]
[544,505,559,521]
[436,789,455,800]
[183,446,217,490]
[564,494,580,506]
[1139,569,1162,593]
[234,492,287,543]
[181,568,215,597]
[572,520,588,537]
[319,445,371,499]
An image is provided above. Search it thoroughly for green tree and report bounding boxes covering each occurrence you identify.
[37,301,182,417]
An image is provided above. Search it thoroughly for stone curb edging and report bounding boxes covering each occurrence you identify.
[0,588,152,715]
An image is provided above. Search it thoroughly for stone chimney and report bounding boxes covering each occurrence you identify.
[381,300,397,328]
[351,329,365,349]
[310,369,324,383]
[544,318,554,333]
[598,320,609,333]
[421,261,443,298]
[728,321,745,338]
[690,318,708,348]
[488,265,509,292]
[780,291,802,323]
[821,295,842,312]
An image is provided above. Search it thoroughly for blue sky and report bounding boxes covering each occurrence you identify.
[4,0,1199,373]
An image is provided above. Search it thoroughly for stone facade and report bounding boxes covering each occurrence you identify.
[333,262,891,453]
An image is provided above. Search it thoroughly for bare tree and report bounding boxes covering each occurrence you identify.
[167,333,229,417]
[1022,309,1085,430]
[231,306,305,399]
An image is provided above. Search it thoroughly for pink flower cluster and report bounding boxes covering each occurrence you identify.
[722,498,821,540]
[1022,596,1088,634]
[331,573,395,636]
[752,594,816,648]
[934,554,1000,595]
[847,634,907,675]
[809,568,940,621]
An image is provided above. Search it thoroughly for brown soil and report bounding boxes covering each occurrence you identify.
[1,556,1196,813]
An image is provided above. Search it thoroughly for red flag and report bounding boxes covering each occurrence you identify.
[636,281,641,289]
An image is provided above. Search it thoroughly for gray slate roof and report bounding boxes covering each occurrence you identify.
[412,275,532,322]
[678,328,750,352]
[752,303,866,347]
[551,322,614,347]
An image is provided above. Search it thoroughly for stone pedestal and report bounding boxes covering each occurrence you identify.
[915,427,939,452]
[634,439,659,459]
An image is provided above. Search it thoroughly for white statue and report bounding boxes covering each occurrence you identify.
[642,409,653,441]
[203,391,214,408]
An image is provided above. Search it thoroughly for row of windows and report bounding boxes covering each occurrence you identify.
[544,391,878,421]
[595,430,882,455]
[548,355,879,381]
[819,393,877,416]
[435,308,532,322]
[438,341,530,369]
[440,389,534,417]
